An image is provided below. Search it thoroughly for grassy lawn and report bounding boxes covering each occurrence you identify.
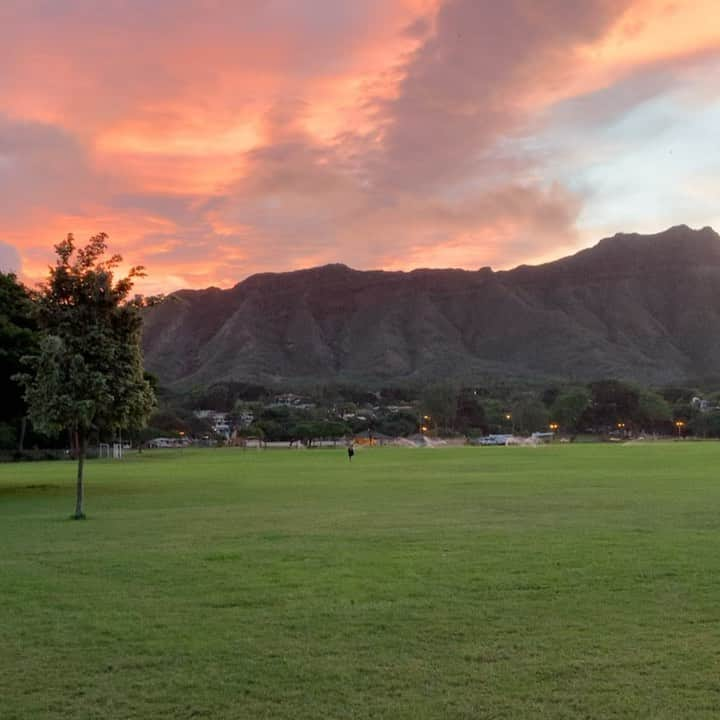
[2,443,720,719]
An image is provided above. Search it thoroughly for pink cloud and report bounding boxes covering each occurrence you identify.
[1,0,719,292]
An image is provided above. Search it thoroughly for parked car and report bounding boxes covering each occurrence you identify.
[474,434,513,446]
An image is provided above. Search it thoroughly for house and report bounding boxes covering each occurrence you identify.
[237,410,255,427]
[691,396,718,413]
[194,410,233,437]
[270,393,316,409]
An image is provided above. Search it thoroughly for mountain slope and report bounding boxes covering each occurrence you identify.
[142,226,720,387]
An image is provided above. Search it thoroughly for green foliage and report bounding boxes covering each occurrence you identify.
[379,386,417,403]
[454,390,486,435]
[251,405,349,443]
[0,272,38,426]
[659,386,698,405]
[481,398,511,433]
[15,234,156,515]
[18,234,155,437]
[374,411,417,438]
[585,380,641,430]
[636,390,672,429]
[143,408,214,438]
[317,420,349,439]
[253,419,284,440]
[241,422,265,439]
[671,402,697,423]
[255,405,294,440]
[551,386,591,434]
[188,381,270,411]
[292,420,349,446]
[345,416,369,434]
[21,334,110,435]
[233,399,263,416]
[420,382,459,431]
[541,385,561,408]
[0,422,17,450]
[689,411,720,438]
[510,396,549,434]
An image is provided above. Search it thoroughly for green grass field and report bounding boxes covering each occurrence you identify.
[2,444,720,719]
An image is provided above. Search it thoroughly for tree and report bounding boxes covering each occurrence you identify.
[636,390,672,432]
[689,410,720,438]
[375,411,417,437]
[551,387,591,437]
[142,407,211,438]
[255,405,295,441]
[16,234,155,518]
[586,380,640,432]
[0,272,38,450]
[420,382,459,432]
[510,396,549,434]
[454,389,487,435]
[659,386,697,405]
[189,381,270,411]
[481,398,510,434]
[541,386,561,408]
[233,399,262,428]
[292,419,349,447]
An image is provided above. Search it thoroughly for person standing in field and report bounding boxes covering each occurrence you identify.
[347,442,355,462]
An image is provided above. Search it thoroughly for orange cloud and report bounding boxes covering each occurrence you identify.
[1,0,719,291]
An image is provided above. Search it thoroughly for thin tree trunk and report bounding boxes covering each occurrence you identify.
[73,431,87,519]
[18,416,27,453]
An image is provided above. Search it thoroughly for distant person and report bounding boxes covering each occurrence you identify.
[347,443,355,462]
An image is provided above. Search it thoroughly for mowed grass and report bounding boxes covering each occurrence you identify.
[2,444,720,719]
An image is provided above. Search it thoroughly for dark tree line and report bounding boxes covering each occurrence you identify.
[415,379,705,437]
[0,272,40,452]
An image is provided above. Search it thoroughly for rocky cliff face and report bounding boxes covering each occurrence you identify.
[142,225,720,387]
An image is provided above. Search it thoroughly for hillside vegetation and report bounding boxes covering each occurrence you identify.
[143,226,720,388]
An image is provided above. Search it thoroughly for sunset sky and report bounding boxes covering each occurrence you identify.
[1,0,719,293]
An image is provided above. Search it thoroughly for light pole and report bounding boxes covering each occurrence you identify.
[674,420,685,439]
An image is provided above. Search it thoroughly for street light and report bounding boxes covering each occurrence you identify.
[674,420,685,439]
[549,422,559,433]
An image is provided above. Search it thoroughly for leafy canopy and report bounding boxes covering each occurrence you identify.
[18,233,155,437]
[0,272,38,422]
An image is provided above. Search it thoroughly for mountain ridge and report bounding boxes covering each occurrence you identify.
[142,225,720,388]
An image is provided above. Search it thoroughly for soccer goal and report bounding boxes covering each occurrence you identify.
[98,442,123,459]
